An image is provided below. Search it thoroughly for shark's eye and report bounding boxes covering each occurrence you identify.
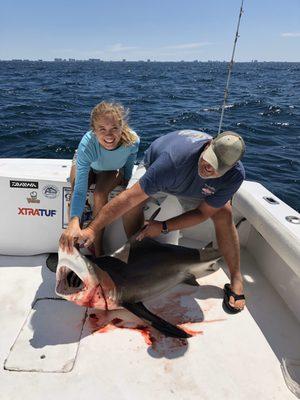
[66,271,82,288]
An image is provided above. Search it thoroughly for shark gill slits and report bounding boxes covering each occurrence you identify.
[66,271,82,288]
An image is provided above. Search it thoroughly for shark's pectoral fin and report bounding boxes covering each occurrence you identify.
[122,301,191,339]
[183,275,200,286]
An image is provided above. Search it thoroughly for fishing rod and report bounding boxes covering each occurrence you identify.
[217,0,245,135]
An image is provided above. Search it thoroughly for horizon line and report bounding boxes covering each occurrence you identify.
[1,59,300,63]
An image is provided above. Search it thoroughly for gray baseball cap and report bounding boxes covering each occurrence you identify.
[202,131,245,176]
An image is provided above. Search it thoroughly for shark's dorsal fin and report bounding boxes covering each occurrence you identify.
[111,242,131,263]
[110,207,162,263]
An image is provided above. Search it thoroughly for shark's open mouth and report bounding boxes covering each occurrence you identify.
[66,270,82,288]
[56,266,85,296]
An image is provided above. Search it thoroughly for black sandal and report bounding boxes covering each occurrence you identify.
[223,283,245,314]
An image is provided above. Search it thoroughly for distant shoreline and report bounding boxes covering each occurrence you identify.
[0,60,299,63]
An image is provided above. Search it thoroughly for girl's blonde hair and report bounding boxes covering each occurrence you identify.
[90,101,138,146]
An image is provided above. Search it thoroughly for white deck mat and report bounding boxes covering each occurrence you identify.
[4,298,86,373]
[0,249,299,400]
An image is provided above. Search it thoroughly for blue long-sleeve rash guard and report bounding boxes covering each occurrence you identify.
[70,130,140,219]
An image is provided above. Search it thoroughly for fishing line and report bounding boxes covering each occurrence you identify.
[217,0,245,135]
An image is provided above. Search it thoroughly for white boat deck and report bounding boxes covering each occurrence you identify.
[1,247,299,400]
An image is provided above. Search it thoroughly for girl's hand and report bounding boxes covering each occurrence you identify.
[59,217,81,254]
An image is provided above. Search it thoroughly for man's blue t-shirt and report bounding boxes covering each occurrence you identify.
[139,130,245,208]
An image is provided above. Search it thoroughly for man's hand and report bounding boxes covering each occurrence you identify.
[136,220,162,241]
[59,217,81,254]
[80,226,96,248]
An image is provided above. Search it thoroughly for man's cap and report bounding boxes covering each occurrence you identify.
[202,131,245,176]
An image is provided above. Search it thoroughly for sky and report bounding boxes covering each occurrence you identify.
[1,0,299,61]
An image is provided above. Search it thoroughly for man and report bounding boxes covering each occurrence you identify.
[60,129,246,313]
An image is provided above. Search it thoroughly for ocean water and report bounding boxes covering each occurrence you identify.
[0,61,299,211]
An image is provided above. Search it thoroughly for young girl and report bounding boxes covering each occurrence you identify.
[60,101,140,255]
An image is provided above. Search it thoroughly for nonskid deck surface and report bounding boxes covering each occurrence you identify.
[0,249,299,400]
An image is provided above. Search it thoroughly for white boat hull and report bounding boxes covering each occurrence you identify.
[0,158,299,399]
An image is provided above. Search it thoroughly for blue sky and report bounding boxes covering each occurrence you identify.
[1,0,299,61]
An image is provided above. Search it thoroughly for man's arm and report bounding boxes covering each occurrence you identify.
[136,201,219,240]
[167,201,218,231]
[80,182,149,247]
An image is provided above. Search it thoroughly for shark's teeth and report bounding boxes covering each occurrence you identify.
[66,270,83,288]
[56,266,85,296]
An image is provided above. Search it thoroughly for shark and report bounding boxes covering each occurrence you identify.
[56,211,221,339]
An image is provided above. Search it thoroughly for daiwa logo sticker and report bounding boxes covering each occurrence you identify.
[10,180,39,189]
[18,208,57,217]
[42,185,60,199]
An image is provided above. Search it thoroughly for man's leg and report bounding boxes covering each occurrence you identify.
[210,202,245,311]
